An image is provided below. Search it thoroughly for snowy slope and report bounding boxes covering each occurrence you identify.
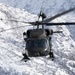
[0,0,75,39]
[0,0,75,14]
[0,1,75,75]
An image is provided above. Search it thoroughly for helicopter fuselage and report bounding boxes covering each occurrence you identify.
[23,29,52,57]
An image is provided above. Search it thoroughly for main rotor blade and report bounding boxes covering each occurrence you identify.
[25,22,75,25]
[0,18,35,24]
[0,25,32,32]
[44,7,75,22]
[0,18,41,26]
[45,22,75,25]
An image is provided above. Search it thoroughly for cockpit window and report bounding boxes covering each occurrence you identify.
[26,38,47,48]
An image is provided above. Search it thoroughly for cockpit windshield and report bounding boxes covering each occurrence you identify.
[26,38,47,49]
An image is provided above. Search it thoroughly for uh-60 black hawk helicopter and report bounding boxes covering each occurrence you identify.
[1,7,75,62]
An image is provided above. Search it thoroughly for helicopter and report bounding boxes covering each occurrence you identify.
[22,11,62,61]
[21,8,75,62]
[0,7,75,62]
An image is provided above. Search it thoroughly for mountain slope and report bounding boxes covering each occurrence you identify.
[0,2,75,75]
[0,0,75,14]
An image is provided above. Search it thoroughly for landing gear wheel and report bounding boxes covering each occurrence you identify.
[49,52,55,61]
[22,53,30,62]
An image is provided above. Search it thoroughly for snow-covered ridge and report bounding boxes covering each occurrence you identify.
[0,3,37,38]
[0,2,75,75]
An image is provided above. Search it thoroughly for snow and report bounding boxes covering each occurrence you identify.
[0,0,75,75]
